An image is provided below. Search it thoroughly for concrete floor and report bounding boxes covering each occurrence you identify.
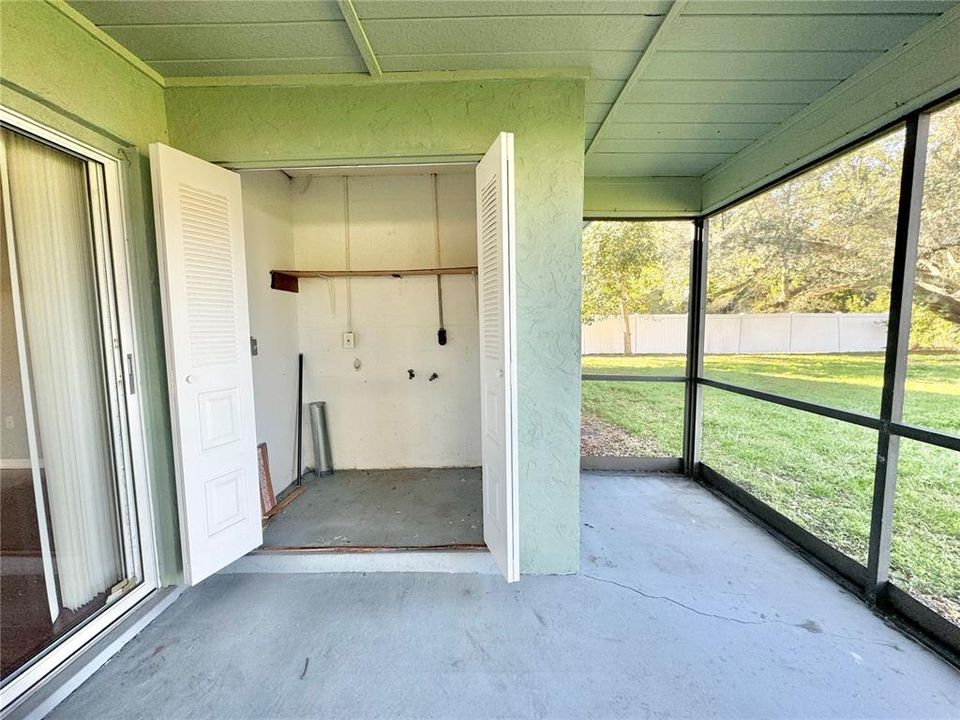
[52,474,959,719]
[262,468,483,548]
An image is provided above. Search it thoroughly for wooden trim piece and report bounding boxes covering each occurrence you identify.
[336,0,382,79]
[271,267,478,293]
[263,485,306,521]
[580,456,683,473]
[283,266,477,278]
[164,67,590,89]
[257,443,277,515]
[866,113,929,600]
[584,0,688,157]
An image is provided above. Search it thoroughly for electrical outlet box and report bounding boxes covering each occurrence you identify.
[342,331,355,349]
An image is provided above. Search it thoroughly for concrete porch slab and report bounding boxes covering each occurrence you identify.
[50,474,959,719]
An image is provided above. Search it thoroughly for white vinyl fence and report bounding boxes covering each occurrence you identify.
[582,313,888,355]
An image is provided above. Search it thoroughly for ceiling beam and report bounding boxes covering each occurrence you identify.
[337,0,382,79]
[585,0,688,157]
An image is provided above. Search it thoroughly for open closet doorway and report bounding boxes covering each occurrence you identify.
[149,135,519,582]
[252,162,485,552]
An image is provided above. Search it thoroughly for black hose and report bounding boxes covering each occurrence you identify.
[295,353,303,486]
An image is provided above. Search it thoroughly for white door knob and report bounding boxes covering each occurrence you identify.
[185,374,197,384]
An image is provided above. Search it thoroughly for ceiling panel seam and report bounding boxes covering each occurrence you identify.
[145,56,359,63]
[96,21,348,28]
[584,0,688,157]
[337,0,382,79]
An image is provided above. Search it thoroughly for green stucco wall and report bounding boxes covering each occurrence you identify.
[1,4,587,579]
[0,2,166,148]
[0,0,182,584]
[166,78,586,573]
[583,176,701,218]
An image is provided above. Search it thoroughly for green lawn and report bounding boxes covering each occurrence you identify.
[581,353,960,623]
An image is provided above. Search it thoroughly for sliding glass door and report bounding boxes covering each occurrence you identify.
[0,116,155,700]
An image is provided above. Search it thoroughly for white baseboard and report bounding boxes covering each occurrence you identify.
[0,459,35,470]
[0,554,45,576]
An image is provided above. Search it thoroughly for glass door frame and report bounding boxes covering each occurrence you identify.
[0,106,159,710]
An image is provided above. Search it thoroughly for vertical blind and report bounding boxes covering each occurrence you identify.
[2,129,122,610]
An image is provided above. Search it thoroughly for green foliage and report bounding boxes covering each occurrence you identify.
[909,305,960,350]
[581,220,690,324]
[708,132,904,315]
[915,103,960,329]
[706,100,960,342]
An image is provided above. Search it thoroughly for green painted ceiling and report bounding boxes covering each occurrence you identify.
[68,0,956,178]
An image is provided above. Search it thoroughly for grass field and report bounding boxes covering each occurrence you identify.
[581,352,960,623]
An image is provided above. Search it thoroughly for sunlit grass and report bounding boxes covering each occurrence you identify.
[583,352,960,433]
[581,352,960,623]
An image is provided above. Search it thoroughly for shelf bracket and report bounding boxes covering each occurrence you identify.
[270,271,300,293]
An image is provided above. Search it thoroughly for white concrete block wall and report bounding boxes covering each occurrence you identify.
[291,172,480,470]
[244,169,481,476]
[241,171,300,492]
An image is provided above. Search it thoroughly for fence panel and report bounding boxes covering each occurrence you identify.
[789,313,840,353]
[838,314,887,352]
[582,312,888,355]
[633,315,687,354]
[581,316,624,354]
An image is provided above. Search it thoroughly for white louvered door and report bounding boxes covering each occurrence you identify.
[149,143,261,585]
[476,133,519,582]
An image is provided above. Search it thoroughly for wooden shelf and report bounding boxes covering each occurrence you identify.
[270,266,477,293]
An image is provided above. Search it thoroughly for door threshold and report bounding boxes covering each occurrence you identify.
[222,545,498,575]
[254,543,487,554]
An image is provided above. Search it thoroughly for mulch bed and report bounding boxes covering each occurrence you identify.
[580,413,660,457]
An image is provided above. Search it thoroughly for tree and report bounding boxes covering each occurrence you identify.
[915,101,960,326]
[582,221,689,354]
[708,132,903,316]
[582,101,960,354]
[708,99,960,346]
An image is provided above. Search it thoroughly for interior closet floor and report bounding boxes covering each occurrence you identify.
[262,468,483,548]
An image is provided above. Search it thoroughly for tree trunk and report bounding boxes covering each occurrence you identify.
[914,278,960,325]
[779,262,791,307]
[620,298,634,356]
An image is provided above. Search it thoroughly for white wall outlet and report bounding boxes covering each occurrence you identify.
[342,331,356,349]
